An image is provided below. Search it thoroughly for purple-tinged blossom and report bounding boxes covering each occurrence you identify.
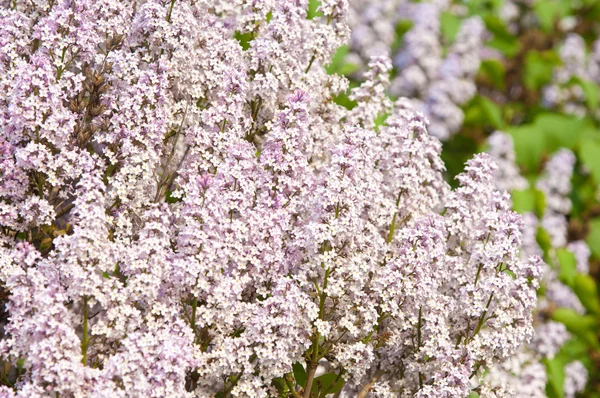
[0,1,540,396]
[487,131,529,193]
[567,240,591,273]
[564,361,588,398]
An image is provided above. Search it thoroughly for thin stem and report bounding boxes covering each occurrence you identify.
[81,297,89,366]
[357,370,384,398]
[191,296,197,331]
[303,362,318,398]
[55,47,67,80]
[321,370,344,396]
[474,263,483,285]
[221,370,243,398]
[167,0,176,22]
[387,191,403,244]
[55,202,75,219]
[284,374,302,398]
[107,198,120,213]
[387,212,398,244]
[36,171,45,199]
[472,293,494,338]
[303,268,330,398]
[304,55,315,74]
[417,306,423,390]
[469,363,481,379]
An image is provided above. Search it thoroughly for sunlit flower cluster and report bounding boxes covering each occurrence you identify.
[1,1,540,397]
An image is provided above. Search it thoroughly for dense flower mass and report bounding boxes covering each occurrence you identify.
[346,0,598,396]
[486,132,588,397]
[0,0,542,397]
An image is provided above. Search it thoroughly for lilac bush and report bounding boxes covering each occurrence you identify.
[0,1,542,397]
[486,133,589,398]
[348,1,600,394]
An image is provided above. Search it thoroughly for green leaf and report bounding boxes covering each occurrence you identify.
[325,45,348,74]
[579,139,600,186]
[333,91,357,110]
[552,308,600,348]
[556,249,577,286]
[560,336,589,360]
[487,36,521,57]
[511,188,545,218]
[479,96,504,129]
[292,362,307,387]
[314,373,344,396]
[573,274,600,314]
[536,226,553,258]
[482,15,514,41]
[307,0,322,19]
[326,45,359,76]
[463,96,503,129]
[272,377,287,393]
[464,0,503,15]
[483,15,520,57]
[552,308,597,330]
[545,356,566,398]
[534,0,572,32]
[337,62,360,76]
[479,59,506,89]
[571,77,600,111]
[374,112,390,131]
[524,50,562,90]
[587,217,600,259]
[506,124,546,172]
[441,11,461,43]
[233,31,254,51]
[534,188,547,218]
[441,134,479,187]
[392,20,414,51]
[534,113,586,152]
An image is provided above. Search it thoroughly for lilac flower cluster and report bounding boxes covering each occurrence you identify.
[348,0,486,141]
[347,0,402,62]
[497,0,537,33]
[487,132,529,193]
[486,133,589,397]
[542,34,600,118]
[1,1,540,397]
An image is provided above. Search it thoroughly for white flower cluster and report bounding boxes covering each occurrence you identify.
[543,33,600,118]
[1,1,540,397]
[486,133,589,398]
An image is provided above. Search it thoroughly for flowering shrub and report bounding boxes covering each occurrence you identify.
[486,134,589,398]
[0,0,546,397]
[345,0,600,397]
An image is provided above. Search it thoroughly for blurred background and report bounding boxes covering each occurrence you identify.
[328,0,600,396]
